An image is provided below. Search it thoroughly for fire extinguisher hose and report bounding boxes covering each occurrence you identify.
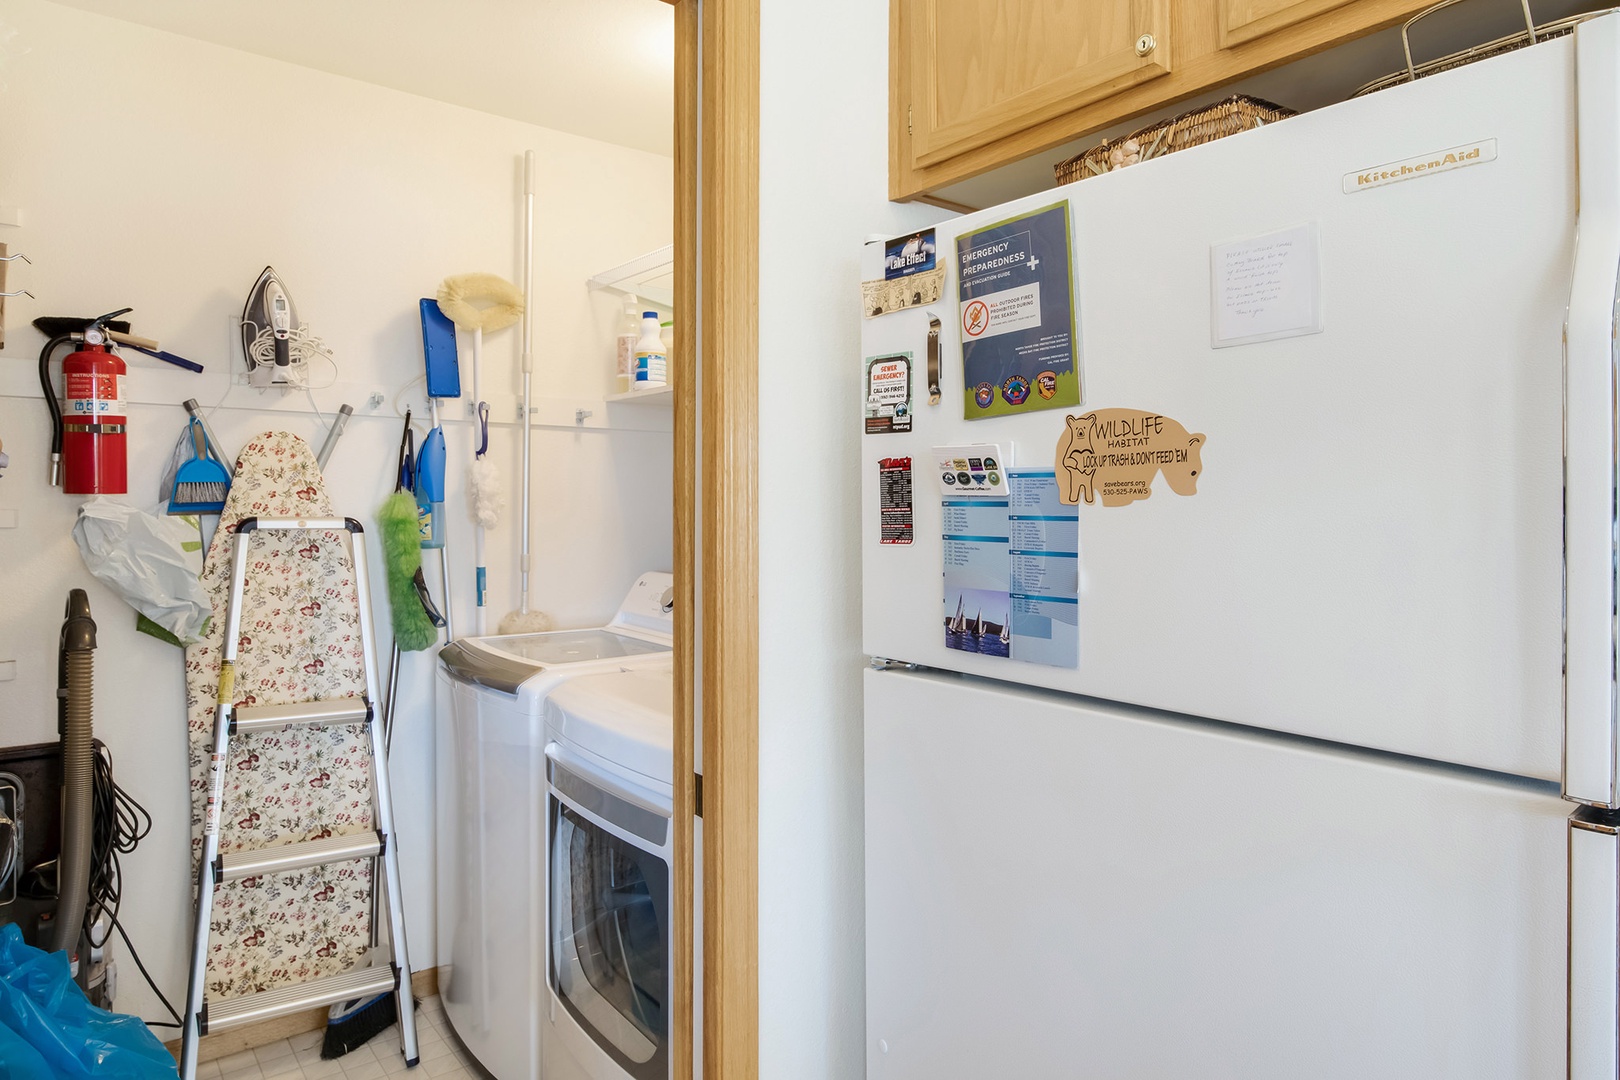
[36,333,73,486]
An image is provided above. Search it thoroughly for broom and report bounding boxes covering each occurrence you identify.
[321,417,437,1058]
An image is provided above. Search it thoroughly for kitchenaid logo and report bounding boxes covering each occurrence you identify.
[1343,138,1497,193]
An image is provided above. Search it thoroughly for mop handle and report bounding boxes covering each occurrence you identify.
[519,149,535,614]
[315,403,353,470]
[471,326,488,635]
[183,399,234,478]
[522,151,534,378]
[429,396,454,641]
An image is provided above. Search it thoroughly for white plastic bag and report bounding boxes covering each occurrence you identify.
[72,497,210,643]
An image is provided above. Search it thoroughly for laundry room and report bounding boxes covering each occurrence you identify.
[0,0,675,1075]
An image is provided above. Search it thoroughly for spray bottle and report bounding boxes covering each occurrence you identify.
[415,426,445,550]
[616,296,641,394]
[634,311,667,390]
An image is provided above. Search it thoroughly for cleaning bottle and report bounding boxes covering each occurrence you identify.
[616,297,641,394]
[634,311,667,390]
[416,424,446,549]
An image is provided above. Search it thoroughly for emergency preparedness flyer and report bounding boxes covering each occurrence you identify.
[1006,468,1079,668]
[956,202,1081,420]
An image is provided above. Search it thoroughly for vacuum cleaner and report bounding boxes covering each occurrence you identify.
[49,591,97,995]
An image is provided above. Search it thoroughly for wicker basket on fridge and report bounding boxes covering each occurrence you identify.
[1054,95,1296,185]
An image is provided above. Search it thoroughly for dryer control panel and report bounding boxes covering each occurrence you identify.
[608,571,676,641]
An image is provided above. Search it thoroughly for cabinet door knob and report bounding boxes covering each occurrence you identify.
[1135,33,1156,57]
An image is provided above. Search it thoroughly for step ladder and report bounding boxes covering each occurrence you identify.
[179,517,418,1078]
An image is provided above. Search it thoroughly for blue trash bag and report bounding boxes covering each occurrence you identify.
[0,923,176,1078]
[0,1019,57,1080]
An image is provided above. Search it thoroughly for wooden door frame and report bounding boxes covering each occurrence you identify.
[669,0,758,1077]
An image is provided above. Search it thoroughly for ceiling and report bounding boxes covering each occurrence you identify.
[47,0,675,157]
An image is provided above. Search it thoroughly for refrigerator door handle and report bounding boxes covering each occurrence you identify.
[1564,16,1620,808]
[1569,808,1620,1077]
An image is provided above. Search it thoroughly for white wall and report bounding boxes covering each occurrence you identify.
[0,0,672,1028]
[756,1,940,1075]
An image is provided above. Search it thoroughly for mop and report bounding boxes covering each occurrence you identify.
[416,301,460,640]
[435,272,522,635]
[498,151,552,635]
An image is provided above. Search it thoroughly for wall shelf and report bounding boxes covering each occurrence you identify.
[606,384,672,404]
[588,245,674,309]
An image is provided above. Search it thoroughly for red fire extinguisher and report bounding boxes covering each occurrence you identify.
[61,338,127,495]
[39,308,131,495]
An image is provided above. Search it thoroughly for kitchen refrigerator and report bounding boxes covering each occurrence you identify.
[861,15,1620,1079]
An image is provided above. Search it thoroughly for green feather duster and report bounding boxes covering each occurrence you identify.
[378,491,438,652]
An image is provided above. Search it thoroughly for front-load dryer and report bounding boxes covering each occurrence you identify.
[435,572,673,1080]
[543,666,673,1080]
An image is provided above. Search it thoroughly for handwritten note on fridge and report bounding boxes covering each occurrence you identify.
[1210,223,1322,348]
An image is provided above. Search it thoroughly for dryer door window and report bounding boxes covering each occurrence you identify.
[551,797,669,1080]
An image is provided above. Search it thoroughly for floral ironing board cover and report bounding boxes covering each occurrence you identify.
[184,432,374,999]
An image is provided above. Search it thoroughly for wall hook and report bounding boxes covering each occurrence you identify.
[0,289,34,299]
[0,253,30,264]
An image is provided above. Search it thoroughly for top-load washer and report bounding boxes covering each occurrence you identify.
[542,666,674,1080]
[435,572,674,1080]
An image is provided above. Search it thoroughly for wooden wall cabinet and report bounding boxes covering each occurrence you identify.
[891,0,1436,203]
[907,0,1172,169]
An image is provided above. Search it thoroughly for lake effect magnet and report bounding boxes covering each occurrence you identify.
[1055,408,1206,507]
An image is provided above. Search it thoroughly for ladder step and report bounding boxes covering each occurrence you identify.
[203,964,398,1034]
[215,832,383,883]
[232,698,369,733]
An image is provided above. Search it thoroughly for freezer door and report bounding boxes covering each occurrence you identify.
[864,668,1571,1079]
[1570,808,1620,1076]
[861,31,1594,781]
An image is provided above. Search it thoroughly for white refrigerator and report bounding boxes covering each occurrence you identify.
[861,15,1620,1079]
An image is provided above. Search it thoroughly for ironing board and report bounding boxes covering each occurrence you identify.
[184,432,374,1000]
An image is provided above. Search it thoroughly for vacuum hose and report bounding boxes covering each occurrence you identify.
[49,590,96,957]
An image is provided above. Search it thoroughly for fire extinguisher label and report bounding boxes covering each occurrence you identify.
[65,372,126,415]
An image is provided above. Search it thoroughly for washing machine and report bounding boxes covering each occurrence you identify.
[435,572,673,1080]
[543,665,673,1080]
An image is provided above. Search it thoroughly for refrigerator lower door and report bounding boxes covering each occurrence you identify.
[1570,808,1620,1076]
[865,668,1571,1079]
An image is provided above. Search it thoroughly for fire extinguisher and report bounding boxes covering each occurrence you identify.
[39,308,131,495]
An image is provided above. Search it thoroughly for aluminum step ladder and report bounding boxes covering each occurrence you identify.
[179,516,418,1078]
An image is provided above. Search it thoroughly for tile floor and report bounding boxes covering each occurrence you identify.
[195,996,492,1080]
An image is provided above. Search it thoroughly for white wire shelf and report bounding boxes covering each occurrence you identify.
[588,245,674,309]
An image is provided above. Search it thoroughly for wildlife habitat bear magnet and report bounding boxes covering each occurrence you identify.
[1055,409,1206,507]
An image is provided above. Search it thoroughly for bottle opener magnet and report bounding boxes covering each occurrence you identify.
[927,315,942,406]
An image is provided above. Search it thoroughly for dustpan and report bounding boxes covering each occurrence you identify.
[167,418,230,514]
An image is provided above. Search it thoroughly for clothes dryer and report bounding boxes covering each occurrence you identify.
[543,666,673,1080]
